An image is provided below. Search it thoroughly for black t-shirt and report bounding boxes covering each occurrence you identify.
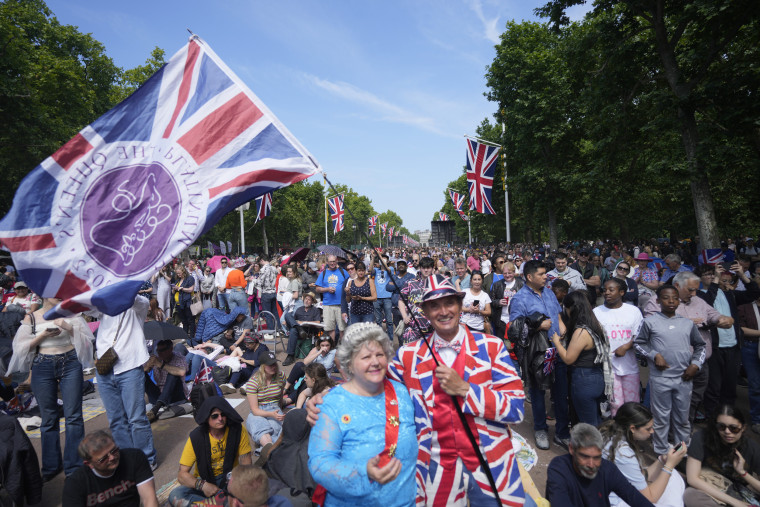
[62,448,153,507]
[242,344,271,367]
[690,429,760,480]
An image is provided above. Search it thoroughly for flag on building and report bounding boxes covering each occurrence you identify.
[0,35,320,318]
[466,139,499,214]
[254,192,273,223]
[368,215,378,236]
[438,212,449,221]
[448,189,465,211]
[327,194,345,234]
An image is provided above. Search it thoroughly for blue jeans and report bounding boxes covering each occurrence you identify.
[743,342,760,424]
[216,292,229,311]
[351,313,374,325]
[260,292,278,330]
[571,367,605,427]
[145,371,185,406]
[530,360,570,439]
[227,289,248,315]
[186,354,217,382]
[374,298,394,341]
[31,349,84,476]
[96,366,156,465]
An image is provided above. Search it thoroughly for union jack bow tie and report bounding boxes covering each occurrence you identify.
[434,336,462,353]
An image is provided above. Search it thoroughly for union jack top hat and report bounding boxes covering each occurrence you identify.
[420,274,465,303]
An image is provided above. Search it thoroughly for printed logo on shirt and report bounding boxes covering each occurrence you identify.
[86,479,136,506]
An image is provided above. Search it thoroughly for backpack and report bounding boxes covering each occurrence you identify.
[190,382,220,413]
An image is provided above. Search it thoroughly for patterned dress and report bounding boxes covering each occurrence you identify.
[400,275,432,344]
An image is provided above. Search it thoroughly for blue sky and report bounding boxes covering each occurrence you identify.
[45,0,591,233]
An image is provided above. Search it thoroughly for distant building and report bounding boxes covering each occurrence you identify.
[415,229,432,247]
[429,221,460,246]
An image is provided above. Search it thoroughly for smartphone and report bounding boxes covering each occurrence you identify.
[472,300,480,307]
[674,442,684,452]
[722,262,733,271]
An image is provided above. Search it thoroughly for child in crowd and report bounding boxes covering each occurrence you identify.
[634,285,706,454]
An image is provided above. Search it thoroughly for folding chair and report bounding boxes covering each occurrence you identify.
[254,311,285,354]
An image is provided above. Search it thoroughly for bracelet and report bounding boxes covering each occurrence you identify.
[195,478,204,490]
[741,471,748,477]
[662,466,673,475]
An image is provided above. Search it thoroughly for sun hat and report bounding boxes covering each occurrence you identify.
[13,281,27,289]
[635,253,652,261]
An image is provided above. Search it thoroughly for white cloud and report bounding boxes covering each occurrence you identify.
[466,0,501,43]
[303,75,458,138]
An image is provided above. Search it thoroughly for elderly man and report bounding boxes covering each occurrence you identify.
[62,429,158,507]
[309,274,526,505]
[546,423,653,507]
[659,253,691,284]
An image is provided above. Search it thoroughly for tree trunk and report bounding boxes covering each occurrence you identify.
[679,105,720,248]
[262,221,269,256]
[548,203,558,252]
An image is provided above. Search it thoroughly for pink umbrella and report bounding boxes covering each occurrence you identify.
[207,255,230,273]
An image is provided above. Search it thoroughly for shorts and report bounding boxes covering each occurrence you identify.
[322,305,346,332]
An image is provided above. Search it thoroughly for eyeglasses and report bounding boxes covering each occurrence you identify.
[347,267,356,271]
[210,412,227,420]
[94,446,120,465]
[617,267,630,272]
[716,422,743,434]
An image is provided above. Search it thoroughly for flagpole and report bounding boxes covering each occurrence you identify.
[468,210,472,245]
[239,206,245,254]
[323,175,329,245]
[502,121,511,245]
[463,134,502,148]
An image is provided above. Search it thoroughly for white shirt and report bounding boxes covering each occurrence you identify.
[435,326,466,367]
[214,266,232,291]
[460,289,491,331]
[593,303,643,376]
[93,296,150,375]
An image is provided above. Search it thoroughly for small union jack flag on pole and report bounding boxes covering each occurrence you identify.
[254,192,273,223]
[327,194,345,234]
[448,189,465,211]
[457,209,469,221]
[388,226,394,239]
[381,223,388,235]
[466,138,500,215]
[438,212,449,221]
[368,215,378,236]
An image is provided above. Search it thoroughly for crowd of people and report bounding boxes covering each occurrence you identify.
[0,236,759,506]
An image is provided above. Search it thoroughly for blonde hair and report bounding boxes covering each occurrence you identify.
[336,323,393,379]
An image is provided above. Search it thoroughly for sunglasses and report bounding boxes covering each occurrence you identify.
[210,412,227,420]
[716,422,743,434]
[617,267,630,272]
[94,446,120,465]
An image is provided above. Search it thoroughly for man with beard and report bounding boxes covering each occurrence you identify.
[546,424,653,506]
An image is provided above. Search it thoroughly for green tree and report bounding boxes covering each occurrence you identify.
[0,0,121,216]
[111,46,166,103]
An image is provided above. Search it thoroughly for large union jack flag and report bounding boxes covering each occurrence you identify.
[327,194,345,234]
[448,189,465,211]
[438,212,449,221]
[466,139,499,215]
[0,36,320,318]
[368,215,378,236]
[254,192,273,223]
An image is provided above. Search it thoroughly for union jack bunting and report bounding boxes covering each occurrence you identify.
[466,139,499,214]
[327,194,345,234]
[438,212,449,221]
[448,189,466,211]
[0,36,320,318]
[381,222,388,235]
[254,192,273,223]
[388,226,395,239]
[368,215,378,236]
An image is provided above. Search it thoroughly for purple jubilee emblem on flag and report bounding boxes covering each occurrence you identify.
[0,35,320,318]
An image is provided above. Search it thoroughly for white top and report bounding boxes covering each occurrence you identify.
[435,327,466,367]
[593,304,643,376]
[92,296,150,375]
[460,288,491,331]
[481,259,491,275]
[214,266,232,291]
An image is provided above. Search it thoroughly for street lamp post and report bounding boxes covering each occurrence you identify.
[352,223,357,248]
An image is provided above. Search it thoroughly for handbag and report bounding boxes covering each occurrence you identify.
[95,314,125,375]
[190,295,204,316]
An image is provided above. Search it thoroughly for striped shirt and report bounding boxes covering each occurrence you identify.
[244,371,285,404]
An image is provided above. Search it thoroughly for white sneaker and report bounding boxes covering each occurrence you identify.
[220,383,237,394]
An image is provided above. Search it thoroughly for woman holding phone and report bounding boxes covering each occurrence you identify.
[460,270,492,333]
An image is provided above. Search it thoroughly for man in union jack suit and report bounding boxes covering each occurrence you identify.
[388,274,526,506]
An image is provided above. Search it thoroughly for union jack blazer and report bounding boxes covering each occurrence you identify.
[388,326,526,506]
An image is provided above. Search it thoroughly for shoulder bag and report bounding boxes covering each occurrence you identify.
[95,314,125,375]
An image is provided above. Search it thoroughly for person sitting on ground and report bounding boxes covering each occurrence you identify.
[169,397,252,506]
[62,429,158,507]
[194,307,247,348]
[600,402,687,506]
[282,337,336,404]
[282,292,321,367]
[244,350,286,454]
[546,422,654,506]
[145,339,189,422]
[191,464,294,507]
[685,405,760,507]
[223,334,271,389]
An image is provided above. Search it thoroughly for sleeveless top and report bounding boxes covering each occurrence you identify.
[573,326,601,369]
[349,280,373,315]
[38,322,73,349]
